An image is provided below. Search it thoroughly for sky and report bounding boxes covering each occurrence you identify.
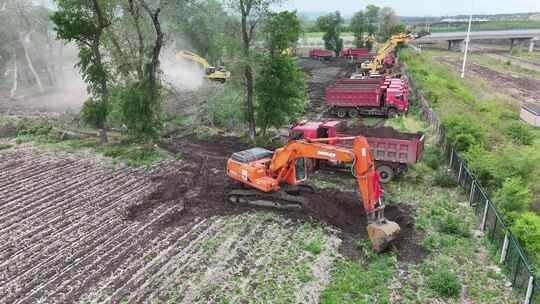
[280,0,540,17]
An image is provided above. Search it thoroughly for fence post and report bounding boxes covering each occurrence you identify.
[524,276,534,304]
[469,182,476,207]
[449,147,454,167]
[500,232,509,264]
[481,200,489,231]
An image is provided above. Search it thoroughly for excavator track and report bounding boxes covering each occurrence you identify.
[227,188,309,210]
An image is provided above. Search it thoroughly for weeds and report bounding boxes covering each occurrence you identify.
[427,270,461,298]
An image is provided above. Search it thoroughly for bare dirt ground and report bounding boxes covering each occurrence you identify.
[436,56,540,105]
[0,57,426,303]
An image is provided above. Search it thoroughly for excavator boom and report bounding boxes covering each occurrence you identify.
[175,50,231,82]
[226,137,400,252]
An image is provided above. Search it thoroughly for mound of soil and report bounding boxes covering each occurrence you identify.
[143,134,425,263]
[341,125,421,140]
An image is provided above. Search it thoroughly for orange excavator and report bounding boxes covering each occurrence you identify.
[226,136,400,252]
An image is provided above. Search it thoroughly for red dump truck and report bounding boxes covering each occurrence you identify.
[309,49,334,60]
[325,78,409,118]
[341,48,373,60]
[286,120,424,182]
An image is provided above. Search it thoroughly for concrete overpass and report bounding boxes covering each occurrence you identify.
[415,29,540,52]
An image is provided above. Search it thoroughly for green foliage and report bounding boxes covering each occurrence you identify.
[118,79,162,142]
[350,11,367,48]
[438,213,470,238]
[96,144,167,167]
[494,177,532,216]
[255,54,306,135]
[304,240,322,254]
[262,11,301,55]
[443,115,488,152]
[427,270,461,298]
[432,170,457,188]
[81,98,108,129]
[422,146,442,170]
[505,121,534,145]
[316,12,344,56]
[512,212,540,255]
[321,254,395,303]
[0,144,12,150]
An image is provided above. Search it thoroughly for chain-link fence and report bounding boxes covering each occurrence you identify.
[403,63,538,304]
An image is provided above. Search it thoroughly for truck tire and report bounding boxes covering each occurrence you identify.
[348,108,359,118]
[336,108,347,118]
[386,108,397,118]
[376,165,394,184]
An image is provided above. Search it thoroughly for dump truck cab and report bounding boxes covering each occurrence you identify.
[385,88,408,113]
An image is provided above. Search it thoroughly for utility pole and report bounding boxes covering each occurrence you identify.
[461,13,473,78]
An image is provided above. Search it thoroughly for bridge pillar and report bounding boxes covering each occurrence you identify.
[530,37,539,53]
[510,38,515,51]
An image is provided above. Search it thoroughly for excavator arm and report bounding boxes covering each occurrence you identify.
[226,136,400,251]
[175,50,231,82]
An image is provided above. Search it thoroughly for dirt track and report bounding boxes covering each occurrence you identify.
[436,56,540,105]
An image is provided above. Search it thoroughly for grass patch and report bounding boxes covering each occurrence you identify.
[95,144,168,167]
[427,269,461,298]
[0,143,13,150]
[321,254,396,303]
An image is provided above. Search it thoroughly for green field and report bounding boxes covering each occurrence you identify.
[414,20,540,33]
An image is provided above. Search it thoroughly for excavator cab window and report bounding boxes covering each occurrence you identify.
[290,131,304,140]
[295,158,307,181]
[206,67,216,75]
[317,127,329,139]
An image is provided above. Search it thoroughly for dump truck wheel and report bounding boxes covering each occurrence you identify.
[336,108,347,118]
[348,108,359,118]
[377,165,394,183]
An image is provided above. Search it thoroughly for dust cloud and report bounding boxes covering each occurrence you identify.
[160,48,206,91]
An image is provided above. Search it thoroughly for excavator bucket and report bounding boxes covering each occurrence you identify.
[367,220,400,252]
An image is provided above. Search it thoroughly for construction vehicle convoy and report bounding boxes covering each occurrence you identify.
[176,50,231,83]
[360,32,427,76]
[325,77,409,118]
[226,136,400,252]
[287,120,424,183]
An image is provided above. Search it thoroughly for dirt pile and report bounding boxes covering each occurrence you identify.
[146,134,425,262]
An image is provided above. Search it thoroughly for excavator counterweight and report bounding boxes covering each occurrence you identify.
[226,137,400,252]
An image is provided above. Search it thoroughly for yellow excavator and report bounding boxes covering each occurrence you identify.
[176,50,231,83]
[361,32,427,76]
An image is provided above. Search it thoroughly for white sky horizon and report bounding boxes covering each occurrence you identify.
[280,0,540,18]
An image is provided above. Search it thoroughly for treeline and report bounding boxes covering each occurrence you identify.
[34,0,305,147]
[304,5,406,54]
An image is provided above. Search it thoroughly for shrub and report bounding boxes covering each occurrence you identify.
[505,121,534,145]
[405,163,432,184]
[438,213,470,238]
[433,170,457,188]
[304,240,322,254]
[512,212,540,255]
[81,98,108,129]
[422,146,442,170]
[494,177,532,216]
[443,115,488,153]
[428,270,461,298]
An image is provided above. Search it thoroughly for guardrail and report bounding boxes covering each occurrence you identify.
[403,62,538,304]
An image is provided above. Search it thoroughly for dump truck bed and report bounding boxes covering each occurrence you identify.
[336,126,424,165]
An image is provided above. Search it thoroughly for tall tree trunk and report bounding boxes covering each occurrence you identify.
[19,32,44,92]
[240,1,256,140]
[91,0,109,144]
[57,42,64,89]
[9,53,18,99]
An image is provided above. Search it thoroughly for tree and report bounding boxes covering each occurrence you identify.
[378,7,401,41]
[262,11,301,56]
[226,0,279,140]
[365,5,379,35]
[350,10,367,48]
[52,0,113,144]
[256,11,305,136]
[316,11,343,56]
[165,0,233,64]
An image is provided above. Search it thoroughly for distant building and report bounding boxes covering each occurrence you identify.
[530,14,540,21]
[520,103,540,127]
